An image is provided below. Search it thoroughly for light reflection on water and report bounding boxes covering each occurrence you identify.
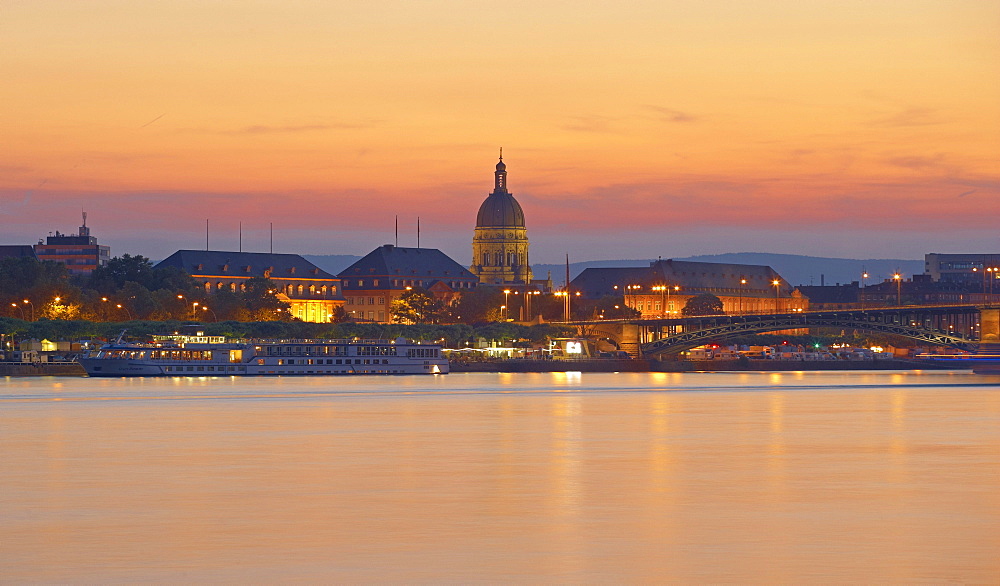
[2,371,999,583]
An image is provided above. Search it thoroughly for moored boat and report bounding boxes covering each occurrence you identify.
[78,332,449,377]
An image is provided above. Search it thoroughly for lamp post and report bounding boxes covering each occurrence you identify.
[989,266,999,301]
[652,285,665,317]
[192,301,199,320]
[772,280,781,313]
[116,303,132,321]
[201,306,218,322]
[668,285,678,315]
[525,290,539,321]
[893,273,902,306]
[22,299,34,322]
[738,277,746,315]
[10,303,24,320]
[861,271,868,310]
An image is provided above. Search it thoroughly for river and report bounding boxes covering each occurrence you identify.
[2,371,999,583]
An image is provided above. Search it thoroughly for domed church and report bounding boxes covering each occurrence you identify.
[471,152,532,285]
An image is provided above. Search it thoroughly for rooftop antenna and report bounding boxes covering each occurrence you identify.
[82,211,87,227]
[417,217,421,248]
[270,222,273,254]
[206,219,209,251]
[395,215,398,247]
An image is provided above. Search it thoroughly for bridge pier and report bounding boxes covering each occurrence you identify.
[619,324,641,358]
[981,308,999,343]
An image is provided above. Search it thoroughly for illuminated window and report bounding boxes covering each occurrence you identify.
[373,279,379,287]
[482,253,489,266]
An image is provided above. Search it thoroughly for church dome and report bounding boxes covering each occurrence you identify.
[476,192,525,228]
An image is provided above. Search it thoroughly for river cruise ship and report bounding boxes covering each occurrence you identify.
[79,332,449,377]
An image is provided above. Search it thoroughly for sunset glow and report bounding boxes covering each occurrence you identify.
[2,1,998,261]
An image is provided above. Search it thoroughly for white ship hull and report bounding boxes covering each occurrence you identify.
[79,338,449,377]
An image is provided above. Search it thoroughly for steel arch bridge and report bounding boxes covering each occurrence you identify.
[572,305,995,358]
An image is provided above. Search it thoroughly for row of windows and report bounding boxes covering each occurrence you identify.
[165,365,245,372]
[269,358,393,365]
[481,252,524,267]
[200,282,337,296]
[348,297,386,306]
[264,345,348,356]
[351,279,473,289]
[406,348,440,358]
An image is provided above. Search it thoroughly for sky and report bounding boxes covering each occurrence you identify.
[2,0,998,264]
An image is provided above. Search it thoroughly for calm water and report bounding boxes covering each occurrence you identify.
[2,371,999,583]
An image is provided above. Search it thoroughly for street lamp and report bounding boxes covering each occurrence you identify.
[500,305,506,321]
[201,305,218,322]
[116,303,132,320]
[861,271,868,310]
[10,303,24,320]
[192,301,199,320]
[503,289,511,320]
[525,290,539,321]
[893,273,902,306]
[668,285,679,315]
[772,280,781,313]
[738,277,746,315]
[22,299,34,322]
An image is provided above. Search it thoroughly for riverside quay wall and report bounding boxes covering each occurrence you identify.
[450,359,959,373]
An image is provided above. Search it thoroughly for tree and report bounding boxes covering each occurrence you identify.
[390,287,446,324]
[449,287,504,324]
[682,293,724,316]
[241,277,289,321]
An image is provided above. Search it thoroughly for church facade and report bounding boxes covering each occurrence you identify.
[470,153,533,285]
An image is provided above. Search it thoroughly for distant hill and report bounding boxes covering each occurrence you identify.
[304,252,924,289]
[302,254,363,275]
[533,253,924,288]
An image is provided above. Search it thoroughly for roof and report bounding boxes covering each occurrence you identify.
[338,245,477,284]
[571,259,793,298]
[797,284,860,304]
[476,191,525,228]
[0,245,38,260]
[155,250,336,280]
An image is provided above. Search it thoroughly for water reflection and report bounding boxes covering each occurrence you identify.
[2,371,999,582]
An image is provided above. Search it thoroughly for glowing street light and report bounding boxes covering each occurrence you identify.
[201,305,218,322]
[10,303,25,320]
[772,280,781,313]
[861,271,869,310]
[116,303,132,320]
[22,299,34,321]
[503,289,511,320]
[893,273,902,306]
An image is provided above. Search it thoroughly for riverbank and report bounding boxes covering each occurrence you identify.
[0,363,87,377]
[450,359,962,373]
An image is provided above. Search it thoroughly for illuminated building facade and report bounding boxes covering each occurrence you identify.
[33,214,110,276]
[339,245,478,323]
[155,250,344,322]
[571,259,808,317]
[470,153,532,285]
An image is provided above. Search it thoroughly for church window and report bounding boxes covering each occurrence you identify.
[482,253,490,266]
[508,252,516,266]
[495,252,503,266]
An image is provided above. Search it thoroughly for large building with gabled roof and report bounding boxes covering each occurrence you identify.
[155,250,344,322]
[338,244,479,322]
[571,258,808,317]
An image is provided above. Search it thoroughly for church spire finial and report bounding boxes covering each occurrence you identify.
[499,146,503,161]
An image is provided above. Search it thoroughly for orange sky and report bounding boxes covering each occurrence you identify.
[2,1,998,263]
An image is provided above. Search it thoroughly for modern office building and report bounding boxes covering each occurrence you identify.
[33,214,110,276]
[339,244,479,323]
[156,250,344,322]
[924,253,1000,285]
